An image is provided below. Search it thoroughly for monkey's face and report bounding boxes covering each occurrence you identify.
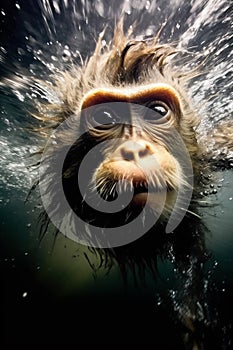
[40,84,194,246]
[38,30,199,247]
[78,83,188,219]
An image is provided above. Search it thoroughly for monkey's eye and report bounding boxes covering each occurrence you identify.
[91,107,120,126]
[144,102,169,121]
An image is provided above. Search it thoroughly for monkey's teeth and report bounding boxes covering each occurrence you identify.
[130,181,133,191]
[133,180,149,194]
[109,183,116,195]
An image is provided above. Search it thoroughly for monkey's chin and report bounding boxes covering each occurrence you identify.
[131,191,166,208]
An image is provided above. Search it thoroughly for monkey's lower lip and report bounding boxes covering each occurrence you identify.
[131,192,148,206]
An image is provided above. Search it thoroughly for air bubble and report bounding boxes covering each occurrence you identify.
[145,1,150,10]
[156,293,162,306]
[102,40,106,48]
[62,49,71,62]
[17,48,25,55]
[0,46,7,54]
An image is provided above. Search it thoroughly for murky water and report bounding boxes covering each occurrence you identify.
[0,0,233,348]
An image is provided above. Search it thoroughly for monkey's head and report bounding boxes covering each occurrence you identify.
[38,22,202,247]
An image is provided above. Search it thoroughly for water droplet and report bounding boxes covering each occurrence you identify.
[95,1,104,16]
[22,292,28,298]
[52,1,60,14]
[17,47,25,56]
[229,197,232,201]
[15,3,21,10]
[13,90,25,102]
[62,49,71,62]
[155,293,162,306]
[145,1,150,10]
[1,10,6,16]
[0,46,7,54]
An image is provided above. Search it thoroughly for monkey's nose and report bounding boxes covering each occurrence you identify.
[120,141,153,162]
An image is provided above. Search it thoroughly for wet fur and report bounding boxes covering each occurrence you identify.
[33,20,233,257]
[32,21,233,349]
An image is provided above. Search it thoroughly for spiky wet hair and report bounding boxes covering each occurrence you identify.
[34,20,201,162]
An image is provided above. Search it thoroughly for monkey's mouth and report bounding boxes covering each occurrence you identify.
[133,183,149,195]
[93,159,176,206]
[130,183,150,206]
[95,179,149,199]
[95,177,168,207]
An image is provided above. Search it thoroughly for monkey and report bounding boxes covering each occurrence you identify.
[34,20,232,241]
[38,29,194,225]
[30,20,233,350]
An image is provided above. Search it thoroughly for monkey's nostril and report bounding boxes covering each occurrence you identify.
[139,148,149,158]
[121,149,135,161]
[118,141,153,162]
